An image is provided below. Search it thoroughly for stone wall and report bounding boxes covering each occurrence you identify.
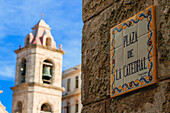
[81,0,169,112]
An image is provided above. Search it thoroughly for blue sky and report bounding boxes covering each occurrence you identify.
[0,0,83,112]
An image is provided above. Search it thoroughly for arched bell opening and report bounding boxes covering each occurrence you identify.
[15,101,22,113]
[25,37,30,46]
[46,37,51,47]
[42,60,53,84]
[24,35,30,46]
[19,58,26,84]
[40,103,52,113]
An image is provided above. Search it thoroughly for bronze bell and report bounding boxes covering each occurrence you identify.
[43,67,52,79]
[20,67,25,76]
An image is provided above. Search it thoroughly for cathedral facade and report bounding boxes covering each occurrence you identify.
[11,19,65,113]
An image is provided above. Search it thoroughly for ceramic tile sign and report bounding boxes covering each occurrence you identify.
[110,5,156,98]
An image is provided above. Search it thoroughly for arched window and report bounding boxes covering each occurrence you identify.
[25,37,30,46]
[46,38,51,47]
[75,76,79,89]
[20,59,26,84]
[41,103,52,113]
[15,101,22,113]
[42,60,53,84]
[75,100,78,113]
[66,102,70,113]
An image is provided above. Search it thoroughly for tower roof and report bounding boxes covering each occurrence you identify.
[32,19,51,30]
[24,19,58,49]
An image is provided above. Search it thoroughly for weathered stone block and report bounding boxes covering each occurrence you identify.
[82,0,114,22]
[81,100,106,113]
[106,81,169,113]
[82,0,153,22]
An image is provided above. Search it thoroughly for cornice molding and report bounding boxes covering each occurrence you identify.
[62,69,81,79]
[11,82,65,92]
[62,90,81,100]
[15,44,65,55]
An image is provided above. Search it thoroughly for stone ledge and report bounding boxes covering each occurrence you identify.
[62,90,81,100]
[11,82,65,92]
[62,69,81,79]
[15,44,65,55]
[81,99,106,113]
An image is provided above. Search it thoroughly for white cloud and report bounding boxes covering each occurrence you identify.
[0,0,83,73]
[0,65,15,80]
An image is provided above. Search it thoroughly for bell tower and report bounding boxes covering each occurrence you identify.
[11,19,65,113]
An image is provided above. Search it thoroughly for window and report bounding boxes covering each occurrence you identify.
[75,100,78,113]
[42,60,53,84]
[66,102,70,113]
[46,38,51,47]
[15,101,22,113]
[67,79,70,91]
[41,103,52,113]
[20,59,26,84]
[75,76,79,89]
